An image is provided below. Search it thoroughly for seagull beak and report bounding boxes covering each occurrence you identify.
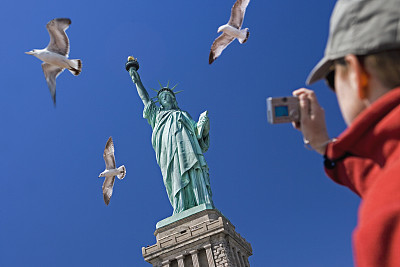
[25,51,34,55]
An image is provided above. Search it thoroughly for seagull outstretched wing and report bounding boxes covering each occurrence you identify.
[41,63,64,105]
[102,176,115,206]
[209,33,235,64]
[228,0,250,29]
[46,18,71,56]
[103,137,116,170]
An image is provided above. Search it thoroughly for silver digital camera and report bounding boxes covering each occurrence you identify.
[266,96,300,124]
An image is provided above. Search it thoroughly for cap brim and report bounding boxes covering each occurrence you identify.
[306,57,334,85]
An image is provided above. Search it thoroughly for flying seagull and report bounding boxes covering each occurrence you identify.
[25,18,82,105]
[98,137,126,206]
[209,0,250,64]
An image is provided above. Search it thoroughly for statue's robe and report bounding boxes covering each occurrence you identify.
[144,101,214,214]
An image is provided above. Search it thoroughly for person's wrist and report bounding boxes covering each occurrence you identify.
[303,138,337,155]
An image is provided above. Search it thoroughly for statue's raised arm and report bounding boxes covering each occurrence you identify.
[125,57,150,106]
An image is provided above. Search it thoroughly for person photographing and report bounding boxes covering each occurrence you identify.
[292,0,400,266]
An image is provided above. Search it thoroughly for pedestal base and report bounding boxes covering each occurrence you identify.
[156,204,215,229]
[142,208,252,267]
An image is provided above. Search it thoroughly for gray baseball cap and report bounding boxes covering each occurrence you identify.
[307,0,400,85]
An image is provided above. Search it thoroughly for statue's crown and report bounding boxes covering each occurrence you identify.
[151,81,183,100]
[157,87,176,97]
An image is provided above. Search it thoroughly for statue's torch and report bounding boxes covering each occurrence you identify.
[125,56,140,83]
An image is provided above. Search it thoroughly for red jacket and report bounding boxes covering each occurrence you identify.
[325,87,400,267]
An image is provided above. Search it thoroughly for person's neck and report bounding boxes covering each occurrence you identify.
[364,78,392,106]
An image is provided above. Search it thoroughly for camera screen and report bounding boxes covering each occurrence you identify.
[274,106,289,117]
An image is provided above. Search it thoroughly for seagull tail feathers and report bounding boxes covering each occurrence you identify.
[67,59,82,76]
[237,28,250,44]
[117,165,126,180]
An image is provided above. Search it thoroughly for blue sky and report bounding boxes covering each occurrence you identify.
[1,0,360,266]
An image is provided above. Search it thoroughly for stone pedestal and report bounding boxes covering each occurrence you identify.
[142,207,252,267]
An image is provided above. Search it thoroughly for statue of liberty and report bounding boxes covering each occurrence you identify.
[126,57,214,214]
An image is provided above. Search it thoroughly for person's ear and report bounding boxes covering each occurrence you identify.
[359,72,370,99]
[345,54,370,99]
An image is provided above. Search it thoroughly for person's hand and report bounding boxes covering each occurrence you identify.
[292,88,331,155]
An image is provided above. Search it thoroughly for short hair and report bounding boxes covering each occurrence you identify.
[365,49,400,90]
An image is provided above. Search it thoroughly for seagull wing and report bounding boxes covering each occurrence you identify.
[46,18,71,56]
[209,33,235,64]
[102,175,115,206]
[103,137,116,170]
[41,63,64,105]
[228,0,250,29]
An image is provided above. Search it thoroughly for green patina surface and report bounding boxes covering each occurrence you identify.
[127,58,215,216]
